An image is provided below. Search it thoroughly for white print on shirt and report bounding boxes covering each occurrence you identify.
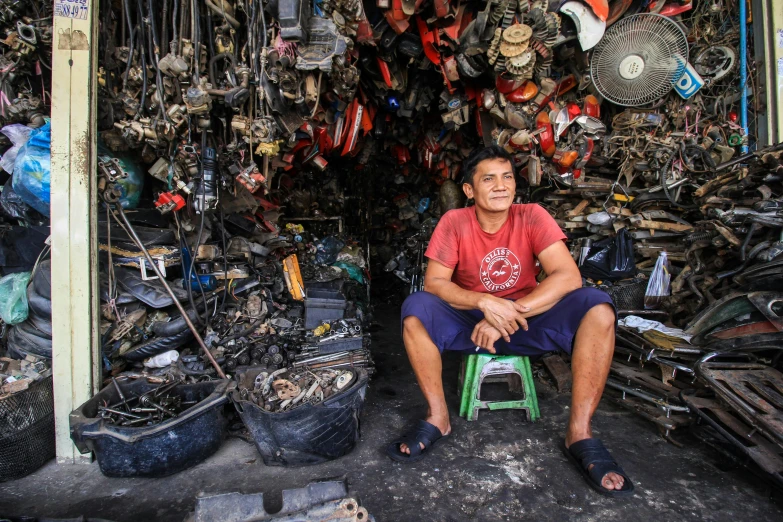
[480,248,521,292]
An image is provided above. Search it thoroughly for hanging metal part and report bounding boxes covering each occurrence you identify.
[693,46,737,81]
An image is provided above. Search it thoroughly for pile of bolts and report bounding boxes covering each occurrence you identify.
[98,377,196,426]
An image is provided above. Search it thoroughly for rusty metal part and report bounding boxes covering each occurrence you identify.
[685,291,783,345]
[605,376,690,417]
[605,390,692,438]
[682,389,783,488]
[695,352,783,447]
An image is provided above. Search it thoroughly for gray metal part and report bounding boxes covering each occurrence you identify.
[194,481,366,522]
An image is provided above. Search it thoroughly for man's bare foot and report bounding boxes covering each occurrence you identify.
[565,435,625,491]
[399,415,451,455]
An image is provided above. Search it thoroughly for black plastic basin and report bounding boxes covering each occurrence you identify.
[70,379,233,478]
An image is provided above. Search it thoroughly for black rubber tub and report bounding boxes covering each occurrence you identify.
[232,368,368,466]
[70,379,233,478]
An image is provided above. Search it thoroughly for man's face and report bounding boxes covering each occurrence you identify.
[463,158,515,213]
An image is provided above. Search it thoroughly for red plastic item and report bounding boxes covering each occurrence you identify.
[657,2,693,17]
[575,138,595,169]
[417,17,441,65]
[432,0,450,18]
[728,111,738,122]
[377,58,393,88]
[555,75,578,96]
[311,155,328,171]
[391,0,408,20]
[155,192,185,213]
[506,81,539,103]
[341,99,365,156]
[496,74,523,94]
[392,144,411,164]
[355,18,374,44]
[566,102,582,120]
[583,95,600,118]
[385,11,410,34]
[536,112,556,158]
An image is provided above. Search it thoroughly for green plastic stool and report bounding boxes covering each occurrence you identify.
[459,354,540,422]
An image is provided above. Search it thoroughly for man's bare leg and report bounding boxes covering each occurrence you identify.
[565,303,624,490]
[399,316,451,454]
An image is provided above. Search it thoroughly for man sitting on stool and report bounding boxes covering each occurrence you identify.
[386,146,633,497]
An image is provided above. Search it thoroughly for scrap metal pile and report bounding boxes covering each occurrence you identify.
[0,352,49,397]
[0,0,52,388]
[236,365,358,412]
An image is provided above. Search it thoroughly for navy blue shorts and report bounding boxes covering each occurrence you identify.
[400,288,615,356]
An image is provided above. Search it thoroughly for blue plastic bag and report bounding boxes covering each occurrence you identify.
[12,122,51,216]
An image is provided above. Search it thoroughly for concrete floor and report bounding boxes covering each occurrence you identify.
[1,303,782,521]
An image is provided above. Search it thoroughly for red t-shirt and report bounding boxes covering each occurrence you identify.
[425,204,567,300]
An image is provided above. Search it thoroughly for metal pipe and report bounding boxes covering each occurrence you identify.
[205,0,240,28]
[112,204,226,378]
[739,0,748,153]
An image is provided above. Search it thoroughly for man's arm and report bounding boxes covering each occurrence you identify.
[514,240,582,318]
[423,260,529,341]
[470,240,581,352]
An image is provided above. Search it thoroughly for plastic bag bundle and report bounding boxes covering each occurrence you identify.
[0,183,39,221]
[644,252,671,309]
[0,271,31,324]
[0,123,33,174]
[11,122,51,216]
[315,237,345,265]
[578,228,636,282]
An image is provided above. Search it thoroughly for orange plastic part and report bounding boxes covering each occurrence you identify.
[583,0,609,22]
[554,149,578,168]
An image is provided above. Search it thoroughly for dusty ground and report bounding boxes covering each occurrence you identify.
[1,303,782,521]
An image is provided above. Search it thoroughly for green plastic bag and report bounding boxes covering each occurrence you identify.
[333,262,365,284]
[0,272,31,324]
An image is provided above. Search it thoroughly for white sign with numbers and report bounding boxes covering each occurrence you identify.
[54,0,88,20]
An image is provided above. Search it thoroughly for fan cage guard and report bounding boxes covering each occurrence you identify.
[590,14,688,106]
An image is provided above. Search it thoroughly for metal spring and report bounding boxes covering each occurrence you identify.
[684,231,717,244]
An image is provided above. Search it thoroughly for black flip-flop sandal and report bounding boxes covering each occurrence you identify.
[562,438,635,497]
[386,420,449,463]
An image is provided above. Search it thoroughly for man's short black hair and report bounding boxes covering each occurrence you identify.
[460,145,513,185]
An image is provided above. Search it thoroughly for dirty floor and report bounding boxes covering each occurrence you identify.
[1,303,782,521]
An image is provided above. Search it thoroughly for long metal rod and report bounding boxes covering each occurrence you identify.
[113,204,226,379]
[739,0,749,153]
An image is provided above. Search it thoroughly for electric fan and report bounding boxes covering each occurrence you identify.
[590,14,688,106]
